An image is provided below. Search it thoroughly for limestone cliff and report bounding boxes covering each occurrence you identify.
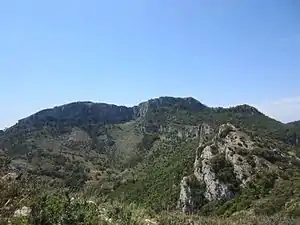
[178,123,296,213]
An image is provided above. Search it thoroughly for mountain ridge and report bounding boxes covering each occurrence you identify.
[0,96,300,224]
[5,96,284,131]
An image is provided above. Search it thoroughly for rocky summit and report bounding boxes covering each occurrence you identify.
[0,96,300,225]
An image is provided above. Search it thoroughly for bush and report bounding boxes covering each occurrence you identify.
[188,175,207,210]
[210,154,239,191]
[137,133,160,152]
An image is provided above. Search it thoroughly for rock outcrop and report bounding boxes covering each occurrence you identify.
[178,176,193,213]
[13,206,31,217]
[178,122,285,213]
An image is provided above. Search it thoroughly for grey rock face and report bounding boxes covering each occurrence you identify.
[198,123,214,144]
[201,161,234,201]
[133,101,149,118]
[134,97,207,119]
[178,176,193,213]
[159,125,199,139]
[194,143,235,202]
[178,174,206,213]
[179,122,289,213]
[194,123,214,181]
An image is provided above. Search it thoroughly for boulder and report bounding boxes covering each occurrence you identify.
[13,206,31,217]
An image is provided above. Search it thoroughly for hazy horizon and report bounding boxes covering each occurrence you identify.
[1,0,299,129]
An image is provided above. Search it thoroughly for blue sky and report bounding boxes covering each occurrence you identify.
[0,0,299,128]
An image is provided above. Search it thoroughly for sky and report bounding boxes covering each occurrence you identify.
[0,0,299,129]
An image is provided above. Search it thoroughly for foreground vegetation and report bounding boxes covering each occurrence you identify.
[1,177,299,225]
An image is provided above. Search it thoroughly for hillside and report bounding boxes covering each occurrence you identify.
[0,96,300,224]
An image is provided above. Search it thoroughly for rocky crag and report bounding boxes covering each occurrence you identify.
[178,122,300,213]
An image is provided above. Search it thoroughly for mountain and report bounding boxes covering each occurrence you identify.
[0,96,300,224]
[288,120,300,125]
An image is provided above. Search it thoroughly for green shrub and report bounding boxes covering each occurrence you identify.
[210,154,239,191]
[188,175,207,210]
[137,133,160,152]
[111,139,198,211]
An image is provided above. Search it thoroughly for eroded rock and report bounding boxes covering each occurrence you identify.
[178,176,193,213]
[13,206,31,217]
[179,122,290,213]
